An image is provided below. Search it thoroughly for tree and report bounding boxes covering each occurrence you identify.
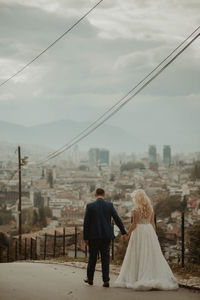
[114,238,128,263]
[0,232,8,249]
[90,185,96,193]
[155,195,182,218]
[0,206,14,225]
[113,193,121,201]
[0,232,9,262]
[110,174,115,182]
[38,207,47,228]
[32,210,38,225]
[34,192,44,208]
[22,207,34,226]
[191,162,200,180]
[26,207,33,226]
[47,171,54,188]
[156,226,166,253]
[120,161,145,172]
[43,207,52,218]
[187,221,200,264]
[22,206,50,229]
[79,165,87,171]
[41,169,45,178]
[105,196,112,202]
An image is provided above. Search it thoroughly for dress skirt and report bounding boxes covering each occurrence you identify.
[114,224,179,290]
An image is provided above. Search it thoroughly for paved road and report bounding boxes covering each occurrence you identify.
[0,262,199,300]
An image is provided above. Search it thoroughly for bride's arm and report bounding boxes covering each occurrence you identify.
[150,212,156,232]
[127,210,138,238]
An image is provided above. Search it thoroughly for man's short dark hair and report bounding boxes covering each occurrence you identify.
[95,188,105,196]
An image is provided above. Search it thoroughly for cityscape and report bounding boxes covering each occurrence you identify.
[0,143,200,263]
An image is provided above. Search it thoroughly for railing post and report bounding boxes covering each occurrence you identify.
[85,245,87,258]
[7,244,10,262]
[24,238,27,260]
[154,213,157,230]
[111,223,114,260]
[15,240,18,261]
[44,233,47,260]
[35,237,37,260]
[181,211,185,268]
[74,226,77,259]
[63,228,65,256]
[53,230,57,258]
[30,238,33,260]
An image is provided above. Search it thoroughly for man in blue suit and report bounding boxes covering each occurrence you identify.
[83,188,127,287]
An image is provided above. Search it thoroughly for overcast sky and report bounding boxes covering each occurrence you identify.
[0,0,200,152]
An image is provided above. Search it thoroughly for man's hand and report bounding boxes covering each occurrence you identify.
[84,240,88,246]
[122,234,128,241]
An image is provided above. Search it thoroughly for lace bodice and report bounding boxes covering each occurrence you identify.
[133,209,152,224]
[138,215,151,224]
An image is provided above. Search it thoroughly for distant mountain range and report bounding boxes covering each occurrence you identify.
[0,119,145,153]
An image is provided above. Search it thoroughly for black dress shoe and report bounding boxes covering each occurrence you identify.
[84,278,93,285]
[103,282,109,288]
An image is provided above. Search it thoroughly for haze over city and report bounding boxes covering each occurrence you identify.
[0,0,200,154]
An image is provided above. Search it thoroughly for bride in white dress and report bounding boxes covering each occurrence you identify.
[114,189,178,291]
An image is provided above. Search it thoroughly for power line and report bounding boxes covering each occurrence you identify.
[0,0,104,88]
[45,25,200,160]
[44,35,198,162]
[36,27,200,164]
[38,31,200,164]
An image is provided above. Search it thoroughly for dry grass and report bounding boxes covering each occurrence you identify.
[170,263,200,278]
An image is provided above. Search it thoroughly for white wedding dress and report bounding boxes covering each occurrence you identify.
[114,210,179,290]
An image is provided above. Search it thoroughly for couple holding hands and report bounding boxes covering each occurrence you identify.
[83,188,178,290]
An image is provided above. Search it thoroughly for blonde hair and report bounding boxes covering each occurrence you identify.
[131,189,153,218]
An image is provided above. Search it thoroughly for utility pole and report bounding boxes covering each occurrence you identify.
[18,146,28,260]
[18,146,22,259]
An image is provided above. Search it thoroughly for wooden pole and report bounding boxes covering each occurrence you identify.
[18,146,22,259]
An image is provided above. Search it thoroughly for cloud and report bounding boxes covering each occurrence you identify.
[0,0,199,152]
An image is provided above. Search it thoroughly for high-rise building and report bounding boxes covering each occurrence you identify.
[88,148,110,165]
[163,145,171,166]
[99,149,110,165]
[148,145,157,164]
[71,145,80,165]
[88,148,100,165]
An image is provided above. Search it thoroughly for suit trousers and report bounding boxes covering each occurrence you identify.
[87,239,111,282]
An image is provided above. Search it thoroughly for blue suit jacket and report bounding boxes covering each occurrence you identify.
[83,198,126,240]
